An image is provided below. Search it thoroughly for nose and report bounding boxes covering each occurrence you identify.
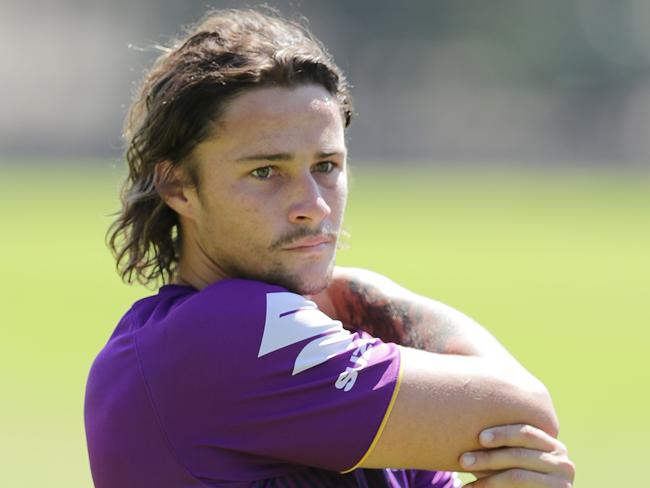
[287,171,332,225]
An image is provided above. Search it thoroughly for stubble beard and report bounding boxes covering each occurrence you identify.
[252,225,340,295]
[203,221,340,295]
[224,250,336,296]
[248,259,333,295]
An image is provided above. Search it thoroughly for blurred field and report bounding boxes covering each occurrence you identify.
[1,162,648,487]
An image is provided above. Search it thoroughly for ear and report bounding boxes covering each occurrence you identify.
[154,161,198,220]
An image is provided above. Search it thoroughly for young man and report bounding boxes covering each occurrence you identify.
[85,9,574,488]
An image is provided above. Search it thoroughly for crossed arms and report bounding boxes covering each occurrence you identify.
[311,267,574,486]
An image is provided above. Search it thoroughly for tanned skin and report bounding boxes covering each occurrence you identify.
[312,266,571,480]
[339,277,452,353]
[313,266,520,364]
[314,269,444,348]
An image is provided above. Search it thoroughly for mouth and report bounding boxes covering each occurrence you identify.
[282,235,335,252]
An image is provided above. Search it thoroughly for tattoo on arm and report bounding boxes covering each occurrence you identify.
[341,278,458,354]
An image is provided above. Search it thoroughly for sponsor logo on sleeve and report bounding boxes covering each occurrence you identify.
[334,340,374,392]
[258,292,355,375]
[258,292,375,391]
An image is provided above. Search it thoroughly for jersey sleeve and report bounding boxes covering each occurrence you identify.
[134,279,402,477]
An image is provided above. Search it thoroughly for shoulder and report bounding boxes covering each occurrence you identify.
[184,277,288,308]
[155,278,289,328]
[328,266,414,304]
[135,278,344,371]
[135,278,298,346]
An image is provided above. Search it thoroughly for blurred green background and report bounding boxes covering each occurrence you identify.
[3,1,650,486]
[1,163,647,486]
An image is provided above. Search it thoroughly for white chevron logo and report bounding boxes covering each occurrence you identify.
[258,292,355,375]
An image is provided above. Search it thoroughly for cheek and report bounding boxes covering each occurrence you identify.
[216,183,267,217]
[331,174,348,218]
[199,187,264,239]
[221,189,277,236]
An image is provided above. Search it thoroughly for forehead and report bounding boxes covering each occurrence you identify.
[203,84,346,159]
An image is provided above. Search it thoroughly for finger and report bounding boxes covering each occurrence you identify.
[470,470,500,480]
[463,469,573,488]
[460,447,575,477]
[479,424,566,453]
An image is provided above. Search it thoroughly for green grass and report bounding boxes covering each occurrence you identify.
[1,162,648,486]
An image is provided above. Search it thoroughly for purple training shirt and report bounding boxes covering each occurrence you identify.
[85,279,459,487]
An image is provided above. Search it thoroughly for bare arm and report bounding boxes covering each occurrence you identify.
[359,347,558,471]
[321,267,536,365]
[311,266,560,471]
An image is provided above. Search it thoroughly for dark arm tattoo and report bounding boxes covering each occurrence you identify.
[339,277,459,354]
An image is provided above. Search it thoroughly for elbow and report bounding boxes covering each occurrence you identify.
[486,366,560,438]
[537,385,560,438]
[519,379,560,438]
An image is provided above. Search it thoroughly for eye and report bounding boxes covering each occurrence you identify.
[313,161,337,174]
[250,166,276,179]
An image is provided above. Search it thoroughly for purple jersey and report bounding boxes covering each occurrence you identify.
[85,279,458,487]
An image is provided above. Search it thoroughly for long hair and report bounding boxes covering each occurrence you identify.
[108,8,353,287]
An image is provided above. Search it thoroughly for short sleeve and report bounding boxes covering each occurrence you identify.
[134,279,402,480]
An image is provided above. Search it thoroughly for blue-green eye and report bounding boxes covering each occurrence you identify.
[250,166,275,179]
[314,161,336,173]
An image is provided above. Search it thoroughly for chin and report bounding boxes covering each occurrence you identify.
[227,252,335,295]
[281,269,333,296]
[265,260,334,296]
[292,278,330,296]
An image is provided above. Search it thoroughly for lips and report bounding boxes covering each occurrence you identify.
[283,235,334,250]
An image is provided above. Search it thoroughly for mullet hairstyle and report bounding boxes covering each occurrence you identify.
[108,8,353,287]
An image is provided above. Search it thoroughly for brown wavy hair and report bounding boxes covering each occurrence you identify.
[108,8,353,287]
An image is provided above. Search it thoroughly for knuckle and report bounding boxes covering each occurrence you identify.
[554,439,568,455]
[548,454,575,477]
[519,424,535,437]
[562,459,576,480]
[550,452,574,474]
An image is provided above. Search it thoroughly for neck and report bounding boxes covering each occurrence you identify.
[173,227,227,290]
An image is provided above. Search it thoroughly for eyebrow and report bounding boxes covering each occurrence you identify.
[234,150,345,162]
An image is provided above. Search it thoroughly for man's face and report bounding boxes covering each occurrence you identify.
[182,84,348,295]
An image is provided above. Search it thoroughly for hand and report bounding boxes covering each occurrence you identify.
[458,424,575,487]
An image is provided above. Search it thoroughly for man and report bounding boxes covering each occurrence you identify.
[85,8,574,487]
